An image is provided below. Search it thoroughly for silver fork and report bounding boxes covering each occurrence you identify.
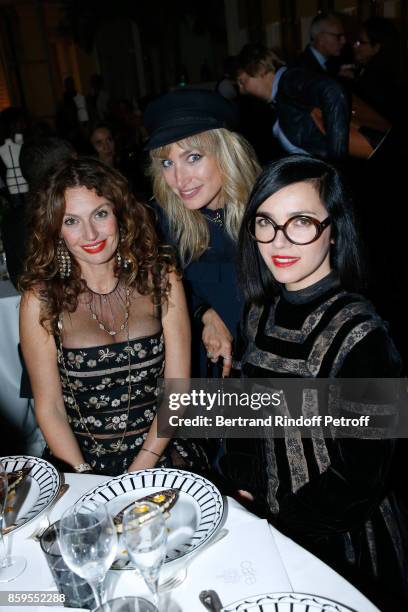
[28,484,70,542]
[159,567,187,592]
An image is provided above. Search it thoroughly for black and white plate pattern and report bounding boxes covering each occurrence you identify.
[1,455,61,534]
[75,468,225,569]
[222,592,355,612]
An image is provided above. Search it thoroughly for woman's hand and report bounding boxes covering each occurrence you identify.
[202,308,233,377]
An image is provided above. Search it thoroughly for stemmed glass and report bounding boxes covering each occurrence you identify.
[122,501,168,609]
[0,461,27,582]
[58,501,117,609]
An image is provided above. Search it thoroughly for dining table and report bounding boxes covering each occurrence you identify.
[1,471,379,612]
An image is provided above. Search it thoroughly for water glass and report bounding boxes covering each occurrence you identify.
[58,501,117,608]
[40,521,96,609]
[0,461,26,582]
[122,502,167,608]
[94,596,158,612]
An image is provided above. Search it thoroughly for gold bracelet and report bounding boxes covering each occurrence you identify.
[140,448,161,458]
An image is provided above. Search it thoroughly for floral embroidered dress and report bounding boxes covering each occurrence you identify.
[54,284,207,476]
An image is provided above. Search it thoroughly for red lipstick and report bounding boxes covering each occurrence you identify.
[272,256,300,268]
[81,240,107,254]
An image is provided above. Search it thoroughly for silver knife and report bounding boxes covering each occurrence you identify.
[3,483,70,536]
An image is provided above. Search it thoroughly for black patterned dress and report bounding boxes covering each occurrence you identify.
[51,286,208,476]
[238,272,408,609]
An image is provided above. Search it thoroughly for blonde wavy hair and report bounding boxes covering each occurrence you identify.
[149,128,261,265]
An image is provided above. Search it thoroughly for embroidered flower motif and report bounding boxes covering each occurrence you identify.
[134,343,142,351]
[120,413,127,421]
[115,354,127,363]
[98,348,116,362]
[86,396,108,410]
[87,359,97,368]
[110,440,122,452]
[138,349,147,359]
[121,394,129,402]
[111,399,120,407]
[89,443,107,457]
[112,416,120,424]
[67,352,85,368]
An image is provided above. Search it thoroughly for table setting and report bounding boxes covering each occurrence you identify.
[0,455,380,612]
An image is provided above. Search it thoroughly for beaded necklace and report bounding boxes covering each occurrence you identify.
[87,282,130,336]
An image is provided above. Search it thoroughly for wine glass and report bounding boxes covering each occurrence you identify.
[122,502,167,608]
[58,501,117,608]
[0,461,27,582]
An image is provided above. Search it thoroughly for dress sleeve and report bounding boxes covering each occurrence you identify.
[275,327,401,541]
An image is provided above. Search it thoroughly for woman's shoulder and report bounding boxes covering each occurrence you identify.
[20,283,46,309]
[325,290,401,376]
[328,289,385,325]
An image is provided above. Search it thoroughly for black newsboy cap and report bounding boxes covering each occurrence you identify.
[143,88,239,150]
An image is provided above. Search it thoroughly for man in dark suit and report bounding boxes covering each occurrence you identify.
[236,43,350,160]
[297,13,346,77]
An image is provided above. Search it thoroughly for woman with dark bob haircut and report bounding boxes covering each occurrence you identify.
[233,156,407,607]
[19,157,208,476]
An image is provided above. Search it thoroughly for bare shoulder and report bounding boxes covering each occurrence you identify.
[20,286,53,338]
[20,287,45,321]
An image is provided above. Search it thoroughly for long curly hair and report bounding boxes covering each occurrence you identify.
[149,128,261,265]
[19,157,175,332]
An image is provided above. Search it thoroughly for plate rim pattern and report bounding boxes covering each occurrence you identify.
[1,454,61,534]
[74,467,225,566]
[222,591,357,612]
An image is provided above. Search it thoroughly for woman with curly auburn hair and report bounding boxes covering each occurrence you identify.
[19,157,208,476]
[145,89,260,377]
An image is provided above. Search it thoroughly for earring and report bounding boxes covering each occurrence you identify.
[57,239,71,278]
[117,227,131,269]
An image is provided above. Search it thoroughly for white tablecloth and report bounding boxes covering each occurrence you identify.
[0,280,43,456]
[2,473,379,612]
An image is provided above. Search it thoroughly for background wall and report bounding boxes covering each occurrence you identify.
[0,0,406,125]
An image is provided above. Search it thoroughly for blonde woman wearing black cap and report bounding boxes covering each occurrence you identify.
[144,89,260,377]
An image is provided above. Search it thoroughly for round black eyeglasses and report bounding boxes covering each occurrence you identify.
[248,214,331,245]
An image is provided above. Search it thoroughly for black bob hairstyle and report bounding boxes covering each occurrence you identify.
[238,155,364,304]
